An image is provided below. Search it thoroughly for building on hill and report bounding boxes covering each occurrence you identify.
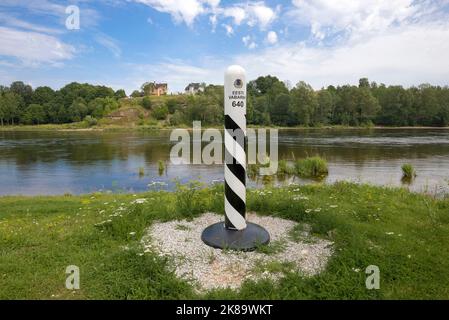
[152,83,168,96]
[185,83,205,95]
[142,82,168,96]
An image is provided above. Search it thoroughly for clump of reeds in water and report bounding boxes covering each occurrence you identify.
[158,160,165,176]
[401,163,417,183]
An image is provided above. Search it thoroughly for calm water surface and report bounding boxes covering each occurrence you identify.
[0,129,448,196]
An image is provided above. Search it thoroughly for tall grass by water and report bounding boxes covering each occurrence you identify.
[250,156,329,179]
[402,163,417,180]
[294,157,329,178]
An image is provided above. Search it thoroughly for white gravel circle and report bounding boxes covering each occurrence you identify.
[142,213,333,291]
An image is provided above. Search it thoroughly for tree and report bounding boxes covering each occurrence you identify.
[32,86,55,106]
[0,92,22,125]
[376,86,413,126]
[315,89,334,125]
[252,96,271,125]
[67,97,88,122]
[289,81,318,126]
[270,93,290,126]
[359,78,370,88]
[23,104,46,125]
[131,90,142,98]
[115,89,127,99]
[141,82,155,96]
[10,81,33,106]
[356,87,380,125]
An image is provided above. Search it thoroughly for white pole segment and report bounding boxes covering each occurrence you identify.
[224,65,247,231]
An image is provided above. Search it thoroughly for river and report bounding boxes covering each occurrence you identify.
[0,129,448,196]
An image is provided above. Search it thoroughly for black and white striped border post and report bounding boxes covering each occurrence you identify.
[224,65,247,231]
[201,65,270,251]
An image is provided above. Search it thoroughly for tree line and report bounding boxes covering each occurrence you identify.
[165,76,449,127]
[1,77,448,127]
[0,81,125,126]
[244,76,449,127]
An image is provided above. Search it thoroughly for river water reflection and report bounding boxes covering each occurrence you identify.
[0,129,448,196]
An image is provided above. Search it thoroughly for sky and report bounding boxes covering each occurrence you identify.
[0,0,449,94]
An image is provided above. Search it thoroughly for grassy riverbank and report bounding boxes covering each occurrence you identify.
[1,123,449,132]
[1,182,448,299]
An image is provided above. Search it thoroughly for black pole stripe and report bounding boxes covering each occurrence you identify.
[225,181,246,215]
[224,146,246,168]
[225,162,246,186]
[225,114,240,130]
[225,115,245,151]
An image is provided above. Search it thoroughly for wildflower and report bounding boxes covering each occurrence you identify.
[352,268,361,273]
[132,199,147,204]
[305,209,312,213]
[386,232,394,235]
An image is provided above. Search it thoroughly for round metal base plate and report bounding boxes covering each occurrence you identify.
[201,222,270,251]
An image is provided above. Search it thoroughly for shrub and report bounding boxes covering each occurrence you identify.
[142,96,152,110]
[278,160,294,175]
[165,99,178,114]
[153,105,169,120]
[83,115,98,127]
[402,163,417,180]
[295,156,328,178]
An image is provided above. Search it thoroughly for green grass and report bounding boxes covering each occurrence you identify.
[1,182,449,299]
[295,157,329,178]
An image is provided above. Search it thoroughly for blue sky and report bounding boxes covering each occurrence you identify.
[0,0,449,94]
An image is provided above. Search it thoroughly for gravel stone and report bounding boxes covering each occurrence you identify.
[142,212,333,291]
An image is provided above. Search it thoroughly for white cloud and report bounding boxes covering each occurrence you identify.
[235,22,449,88]
[133,0,205,26]
[209,14,218,31]
[95,34,122,58]
[0,13,62,34]
[222,2,277,29]
[245,2,277,29]
[0,0,100,28]
[222,24,234,36]
[0,26,75,64]
[289,0,419,40]
[223,6,247,25]
[132,0,277,30]
[242,35,257,49]
[266,31,278,44]
[121,21,449,93]
[203,0,220,8]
